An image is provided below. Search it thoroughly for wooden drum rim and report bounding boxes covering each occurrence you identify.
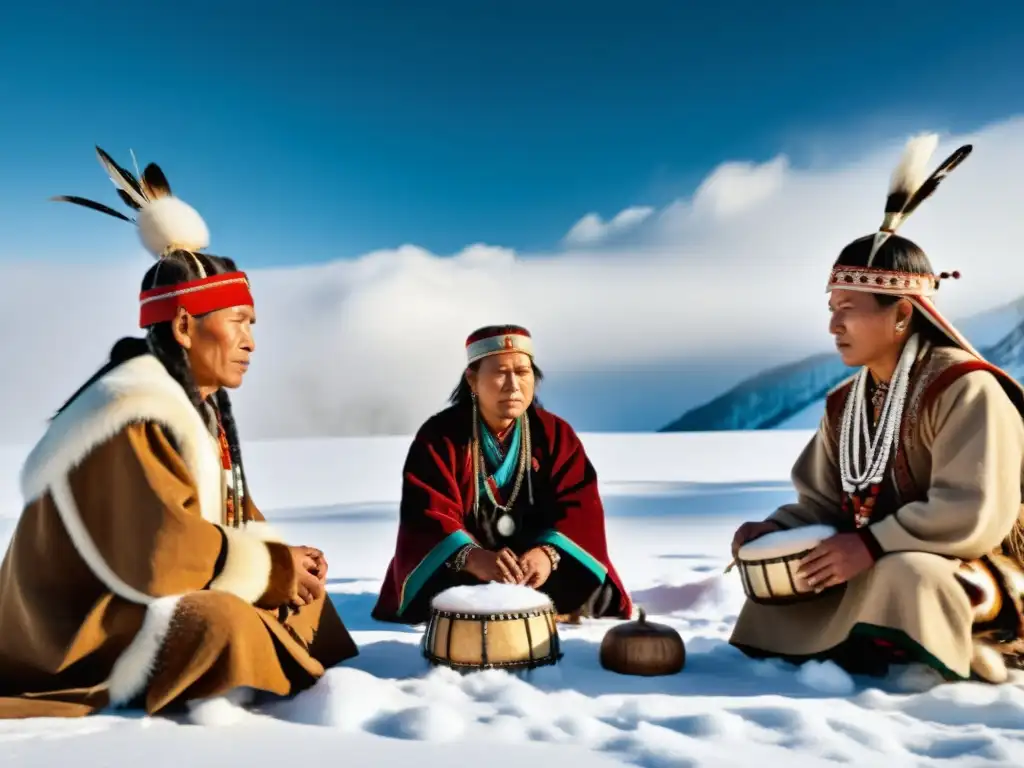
[428,608,554,621]
[422,607,563,671]
[737,545,836,605]
[736,547,814,567]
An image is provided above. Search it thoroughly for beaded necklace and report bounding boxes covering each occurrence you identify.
[471,400,534,538]
[838,333,919,527]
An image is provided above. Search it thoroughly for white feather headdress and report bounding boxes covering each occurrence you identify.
[53,147,210,262]
[867,134,972,265]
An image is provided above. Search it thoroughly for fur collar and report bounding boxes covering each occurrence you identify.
[20,354,223,523]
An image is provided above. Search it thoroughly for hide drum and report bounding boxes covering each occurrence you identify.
[423,583,562,670]
[736,524,837,604]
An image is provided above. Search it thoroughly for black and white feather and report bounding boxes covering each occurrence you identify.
[868,134,973,265]
[52,146,210,258]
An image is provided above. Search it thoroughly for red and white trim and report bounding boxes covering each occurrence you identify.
[139,271,254,328]
[465,326,534,365]
[907,295,983,360]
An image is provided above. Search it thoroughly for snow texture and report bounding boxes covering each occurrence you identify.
[1,432,1023,767]
[431,583,554,614]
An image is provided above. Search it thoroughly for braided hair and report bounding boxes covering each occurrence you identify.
[55,249,251,507]
[144,251,251,505]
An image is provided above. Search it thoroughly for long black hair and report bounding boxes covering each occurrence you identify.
[833,234,953,347]
[55,249,251,501]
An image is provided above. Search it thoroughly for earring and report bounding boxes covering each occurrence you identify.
[895,322,906,333]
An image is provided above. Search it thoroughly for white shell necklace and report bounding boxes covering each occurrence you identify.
[839,332,919,494]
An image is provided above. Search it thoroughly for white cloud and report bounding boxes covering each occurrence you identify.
[2,116,1024,443]
[690,156,789,220]
[563,205,655,245]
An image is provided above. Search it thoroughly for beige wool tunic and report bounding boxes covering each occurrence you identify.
[0,354,357,718]
[730,344,1024,680]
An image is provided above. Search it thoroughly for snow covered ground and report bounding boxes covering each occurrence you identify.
[2,430,1024,767]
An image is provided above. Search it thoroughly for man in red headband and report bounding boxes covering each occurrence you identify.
[729,136,1024,684]
[372,324,633,625]
[0,148,357,719]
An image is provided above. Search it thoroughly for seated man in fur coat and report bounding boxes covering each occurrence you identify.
[371,324,632,625]
[0,149,357,719]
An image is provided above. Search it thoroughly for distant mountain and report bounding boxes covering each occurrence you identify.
[659,353,852,431]
[985,320,1024,381]
[660,297,1024,432]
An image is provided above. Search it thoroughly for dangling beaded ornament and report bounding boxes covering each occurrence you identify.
[471,392,534,537]
[215,409,245,527]
[870,380,890,420]
[838,333,919,527]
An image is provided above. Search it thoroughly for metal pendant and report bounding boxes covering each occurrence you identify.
[497,513,516,537]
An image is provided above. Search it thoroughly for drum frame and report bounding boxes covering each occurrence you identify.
[422,607,564,670]
[737,547,838,605]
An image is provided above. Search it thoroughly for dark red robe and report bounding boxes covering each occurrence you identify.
[371,404,632,624]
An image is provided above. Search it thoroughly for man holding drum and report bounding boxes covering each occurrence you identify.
[729,135,1024,684]
[371,324,632,625]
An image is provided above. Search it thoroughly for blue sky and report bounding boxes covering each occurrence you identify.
[0,1,1021,268]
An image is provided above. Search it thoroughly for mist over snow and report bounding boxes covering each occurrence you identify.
[2,117,1024,442]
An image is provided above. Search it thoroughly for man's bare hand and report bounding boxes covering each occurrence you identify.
[796,533,873,592]
[289,545,326,605]
[307,547,328,583]
[518,547,553,588]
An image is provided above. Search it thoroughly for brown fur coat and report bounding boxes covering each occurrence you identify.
[0,354,356,718]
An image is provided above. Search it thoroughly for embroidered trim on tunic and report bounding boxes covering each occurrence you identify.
[397,529,477,616]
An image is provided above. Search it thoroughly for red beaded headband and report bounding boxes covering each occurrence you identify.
[826,266,961,297]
